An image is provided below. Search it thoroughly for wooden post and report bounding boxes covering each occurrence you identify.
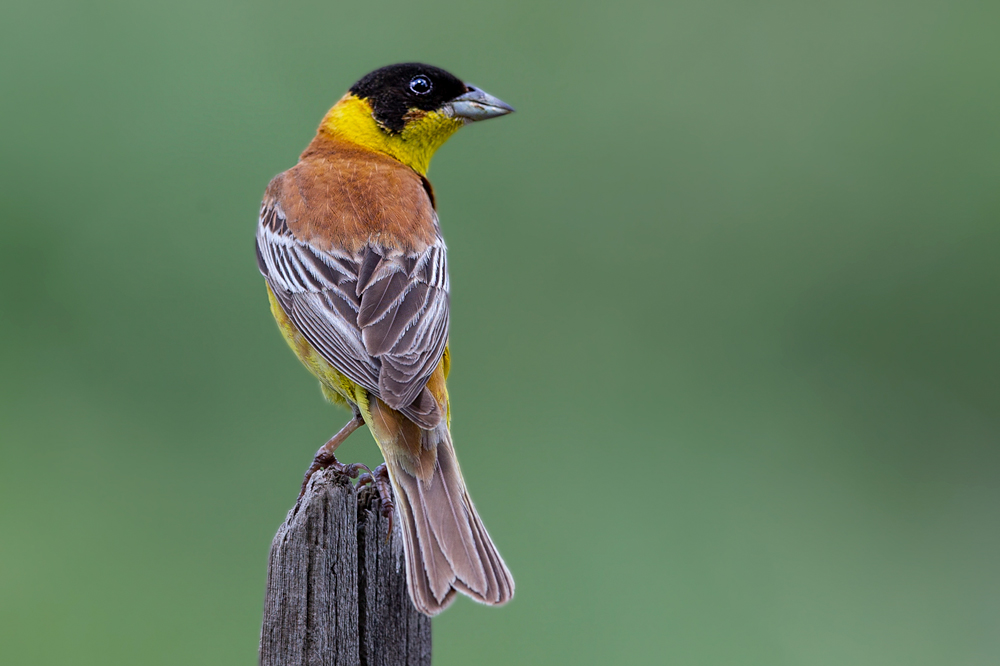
[357,486,432,666]
[259,468,432,666]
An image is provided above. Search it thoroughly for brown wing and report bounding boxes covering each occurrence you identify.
[256,199,449,429]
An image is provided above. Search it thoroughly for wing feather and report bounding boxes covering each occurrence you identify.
[257,201,449,428]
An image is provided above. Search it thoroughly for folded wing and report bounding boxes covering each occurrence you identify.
[256,200,449,428]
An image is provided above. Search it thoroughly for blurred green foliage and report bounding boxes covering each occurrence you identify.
[1,0,998,664]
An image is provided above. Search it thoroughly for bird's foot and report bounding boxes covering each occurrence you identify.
[358,463,395,536]
[299,452,370,500]
[297,415,366,500]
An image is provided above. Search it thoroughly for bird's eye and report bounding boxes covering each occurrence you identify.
[409,76,432,95]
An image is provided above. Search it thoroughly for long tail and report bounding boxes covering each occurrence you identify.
[365,395,514,615]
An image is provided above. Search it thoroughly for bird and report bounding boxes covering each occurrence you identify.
[255,63,515,615]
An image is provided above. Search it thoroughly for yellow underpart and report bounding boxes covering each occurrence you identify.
[321,94,464,176]
[268,285,359,408]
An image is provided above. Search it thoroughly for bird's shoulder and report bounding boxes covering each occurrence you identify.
[263,134,439,255]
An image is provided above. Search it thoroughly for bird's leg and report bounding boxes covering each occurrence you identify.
[371,464,394,521]
[298,413,366,499]
[358,463,396,537]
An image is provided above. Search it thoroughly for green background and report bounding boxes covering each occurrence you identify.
[2,0,998,664]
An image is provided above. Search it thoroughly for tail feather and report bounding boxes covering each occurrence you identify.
[458,491,514,603]
[426,429,488,593]
[368,397,514,616]
[391,472,458,611]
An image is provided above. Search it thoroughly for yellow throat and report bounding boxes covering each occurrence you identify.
[320,94,464,176]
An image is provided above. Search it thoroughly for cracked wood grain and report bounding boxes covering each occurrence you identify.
[259,468,431,666]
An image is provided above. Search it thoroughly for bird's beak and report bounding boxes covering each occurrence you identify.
[443,85,515,122]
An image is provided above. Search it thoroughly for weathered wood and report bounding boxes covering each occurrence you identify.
[357,487,432,666]
[259,468,432,666]
[260,469,359,666]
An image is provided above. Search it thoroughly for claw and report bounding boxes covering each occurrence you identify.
[299,453,371,500]
[370,464,395,540]
[297,415,365,500]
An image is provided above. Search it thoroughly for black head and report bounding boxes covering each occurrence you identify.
[349,63,469,133]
